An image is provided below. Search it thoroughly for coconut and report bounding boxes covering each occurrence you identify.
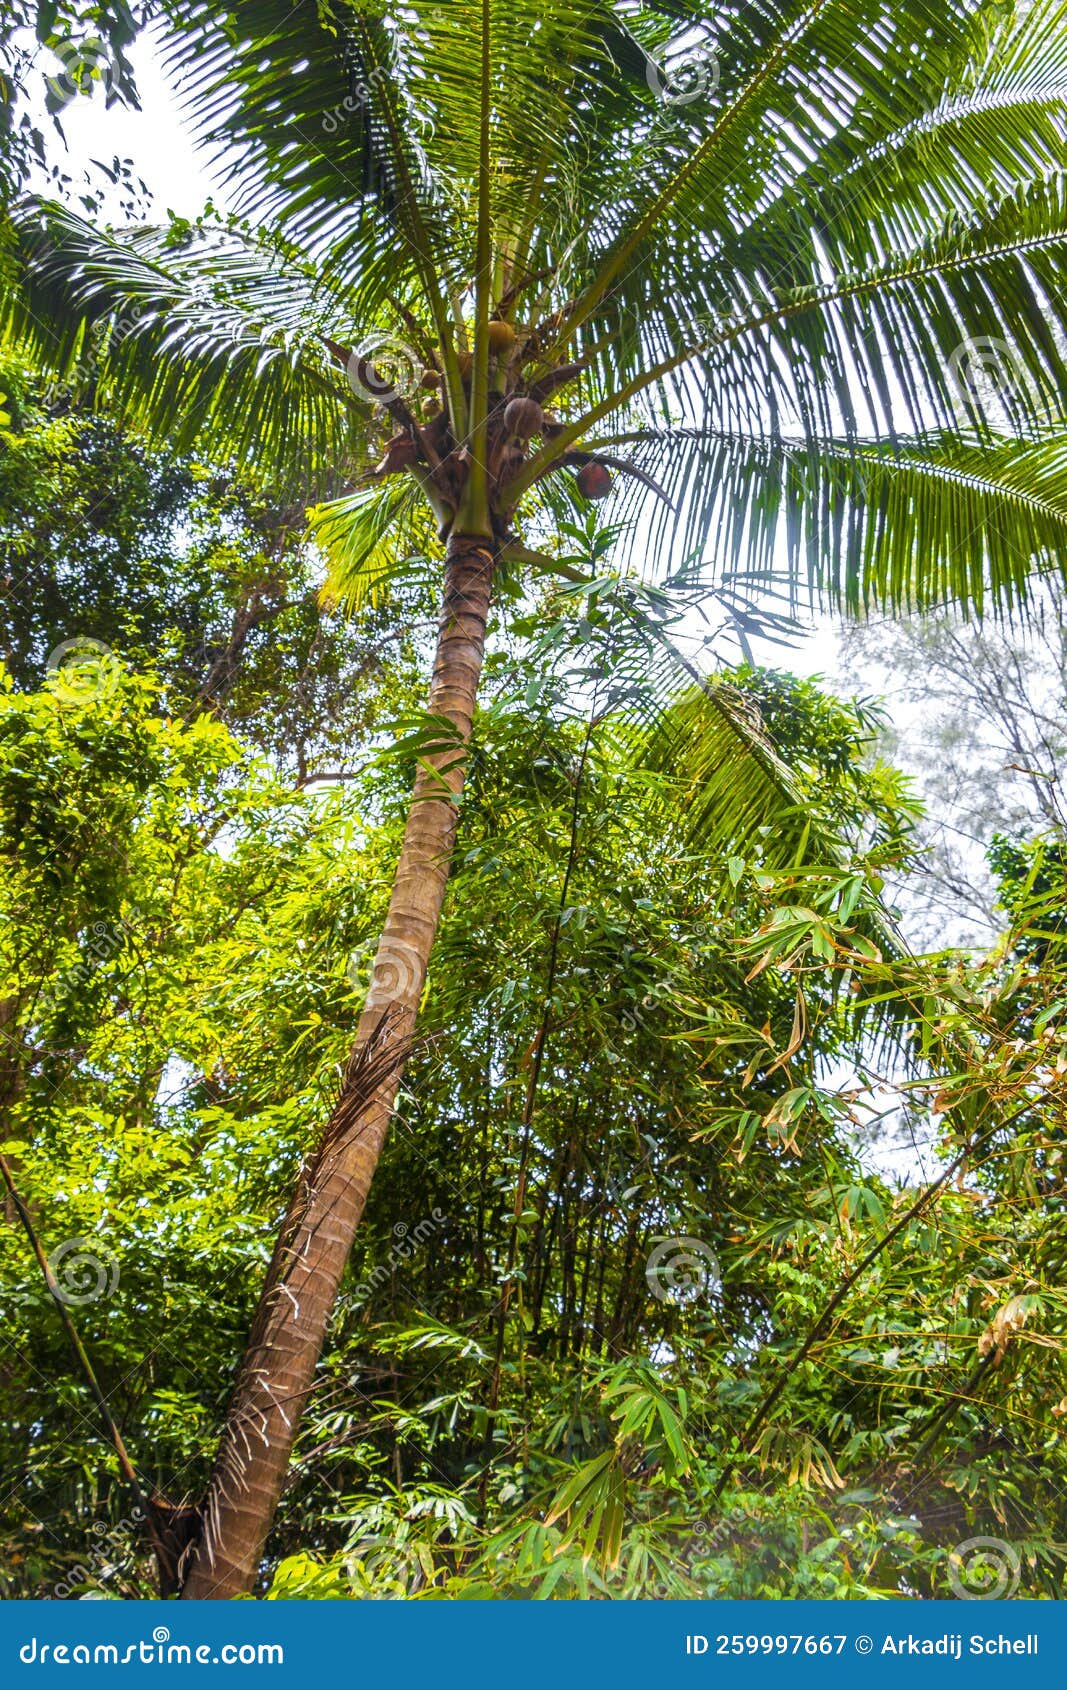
[487,319,517,356]
[503,395,545,438]
[457,350,473,378]
[576,461,612,500]
[420,367,441,389]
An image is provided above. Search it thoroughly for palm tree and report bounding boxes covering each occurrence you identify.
[7,0,1067,1598]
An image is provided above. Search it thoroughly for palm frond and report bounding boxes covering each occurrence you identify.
[642,677,809,866]
[310,480,431,610]
[1,200,368,489]
[12,0,1067,623]
[588,425,1067,615]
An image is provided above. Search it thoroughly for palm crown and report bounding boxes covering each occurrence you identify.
[9,0,1067,615]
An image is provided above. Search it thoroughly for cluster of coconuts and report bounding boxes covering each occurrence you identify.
[498,395,612,499]
[411,318,613,501]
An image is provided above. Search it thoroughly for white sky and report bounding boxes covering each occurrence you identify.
[26,31,226,220]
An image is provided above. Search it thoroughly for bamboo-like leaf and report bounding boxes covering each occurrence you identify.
[310,481,429,610]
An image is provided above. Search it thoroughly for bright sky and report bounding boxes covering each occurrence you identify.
[26,30,226,220]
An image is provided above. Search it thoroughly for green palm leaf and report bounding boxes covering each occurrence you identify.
[592,425,1067,613]
[2,201,368,487]
[310,479,432,609]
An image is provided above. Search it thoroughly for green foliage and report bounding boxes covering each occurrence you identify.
[0,355,415,775]
[3,0,1067,1606]
[2,633,1062,1598]
[990,834,1067,966]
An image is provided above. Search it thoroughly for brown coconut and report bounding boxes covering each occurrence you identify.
[503,395,544,438]
[576,461,612,500]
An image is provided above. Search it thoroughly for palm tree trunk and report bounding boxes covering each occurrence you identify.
[180,534,496,1600]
